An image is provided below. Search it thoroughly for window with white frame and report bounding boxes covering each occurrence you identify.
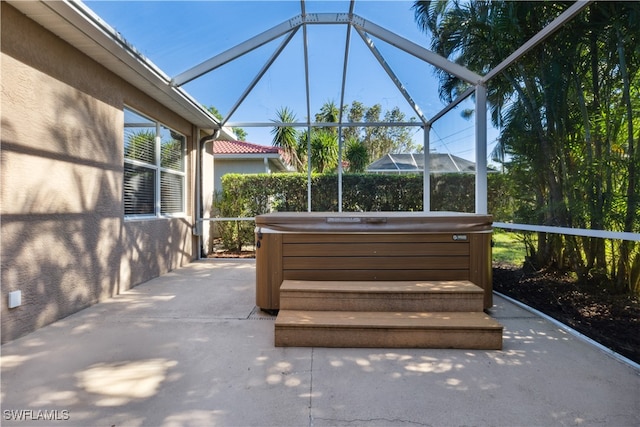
[123,108,186,217]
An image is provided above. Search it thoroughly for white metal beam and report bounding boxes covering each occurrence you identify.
[222,28,299,126]
[301,0,313,212]
[356,28,429,124]
[423,126,431,211]
[483,1,592,83]
[493,222,640,242]
[300,12,353,25]
[428,86,475,125]
[172,15,304,86]
[337,1,356,212]
[173,12,481,88]
[475,84,488,214]
[226,121,423,128]
[350,15,482,85]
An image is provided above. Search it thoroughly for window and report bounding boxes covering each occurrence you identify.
[124,108,186,217]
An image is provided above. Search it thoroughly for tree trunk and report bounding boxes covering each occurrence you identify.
[615,27,638,291]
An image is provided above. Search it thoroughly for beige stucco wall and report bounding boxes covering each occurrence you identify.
[1,3,198,343]
[202,157,275,252]
[213,158,273,194]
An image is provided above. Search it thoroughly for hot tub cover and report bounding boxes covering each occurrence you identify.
[255,212,493,233]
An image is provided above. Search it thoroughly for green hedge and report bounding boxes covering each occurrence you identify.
[213,172,512,251]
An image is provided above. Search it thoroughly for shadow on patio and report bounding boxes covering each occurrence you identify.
[1,259,638,427]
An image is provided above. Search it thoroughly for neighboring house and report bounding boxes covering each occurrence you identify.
[367,152,484,174]
[212,140,291,193]
[0,1,233,343]
[201,140,291,252]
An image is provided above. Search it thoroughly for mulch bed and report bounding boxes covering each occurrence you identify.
[208,251,256,259]
[207,238,256,259]
[493,264,640,364]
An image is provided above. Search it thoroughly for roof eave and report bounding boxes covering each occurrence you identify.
[7,0,221,130]
[214,153,281,159]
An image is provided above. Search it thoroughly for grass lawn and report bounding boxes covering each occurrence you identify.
[492,229,528,266]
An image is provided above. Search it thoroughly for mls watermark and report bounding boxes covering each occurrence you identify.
[3,409,70,422]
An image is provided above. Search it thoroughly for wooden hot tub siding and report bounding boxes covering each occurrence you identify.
[255,213,493,310]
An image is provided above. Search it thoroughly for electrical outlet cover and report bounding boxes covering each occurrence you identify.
[8,291,21,308]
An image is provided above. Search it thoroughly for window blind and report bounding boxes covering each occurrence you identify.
[123,108,186,217]
[124,164,155,215]
[160,172,184,214]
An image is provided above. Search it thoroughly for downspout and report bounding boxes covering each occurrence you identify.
[196,128,220,259]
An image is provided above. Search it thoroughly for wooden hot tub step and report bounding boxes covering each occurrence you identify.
[275,310,503,349]
[279,280,485,312]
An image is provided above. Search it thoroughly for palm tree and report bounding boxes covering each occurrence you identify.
[413,1,577,263]
[271,107,303,171]
[413,0,640,288]
[286,101,341,173]
[344,137,369,173]
[310,130,338,173]
[315,100,340,125]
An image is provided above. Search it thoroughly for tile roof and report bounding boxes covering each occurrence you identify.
[213,140,281,155]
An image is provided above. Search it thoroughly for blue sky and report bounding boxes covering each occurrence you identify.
[85,0,498,161]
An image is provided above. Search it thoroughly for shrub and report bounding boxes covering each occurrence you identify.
[212,172,512,252]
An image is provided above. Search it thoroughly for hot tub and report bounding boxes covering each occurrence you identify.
[255,212,493,311]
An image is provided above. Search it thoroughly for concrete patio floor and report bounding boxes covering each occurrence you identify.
[1,259,639,427]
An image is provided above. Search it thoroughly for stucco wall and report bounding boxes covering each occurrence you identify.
[1,3,198,343]
[214,159,272,194]
[203,158,272,251]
